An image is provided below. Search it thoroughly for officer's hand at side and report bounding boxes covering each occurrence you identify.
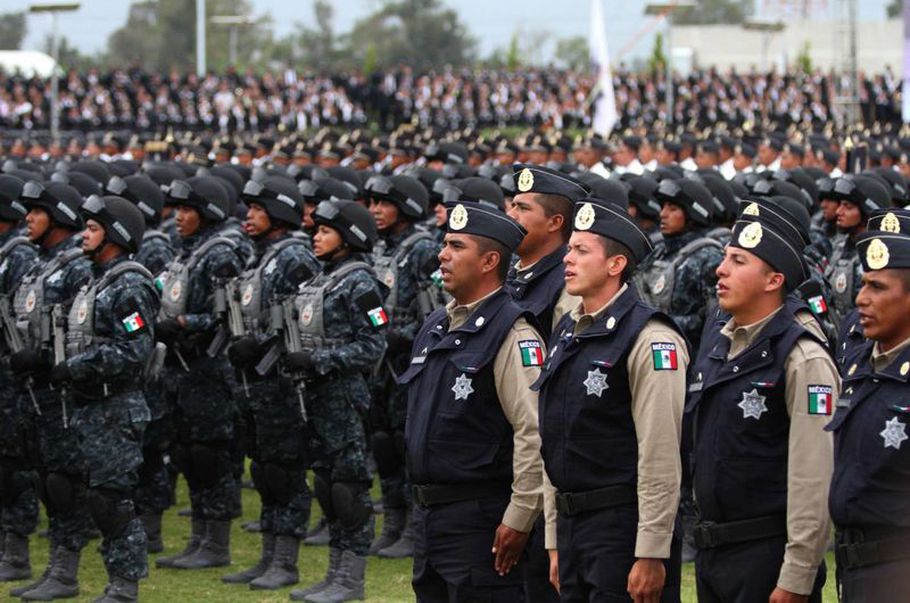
[385,330,410,353]
[626,558,665,603]
[285,351,315,371]
[548,549,560,593]
[155,318,183,344]
[491,524,529,576]
[228,337,261,368]
[769,587,809,603]
[10,349,47,375]
[49,363,70,385]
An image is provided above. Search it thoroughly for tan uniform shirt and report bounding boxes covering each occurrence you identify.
[721,307,837,595]
[542,284,688,559]
[871,336,910,372]
[446,287,545,533]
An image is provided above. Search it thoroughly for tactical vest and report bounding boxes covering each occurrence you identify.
[827,341,910,529]
[295,261,373,350]
[66,261,154,358]
[142,230,169,246]
[372,230,436,315]
[687,299,826,522]
[533,286,675,493]
[400,289,528,485]
[506,249,566,333]
[0,235,32,294]
[825,237,860,319]
[634,237,722,313]
[157,235,236,319]
[236,238,305,335]
[13,247,84,348]
[705,226,732,245]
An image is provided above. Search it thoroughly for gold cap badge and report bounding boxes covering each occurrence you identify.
[866,237,890,270]
[737,221,763,249]
[881,212,901,233]
[517,168,535,192]
[449,203,468,231]
[742,202,760,216]
[574,202,596,231]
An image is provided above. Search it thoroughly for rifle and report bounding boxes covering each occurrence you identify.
[0,296,36,408]
[40,304,68,427]
[255,296,307,422]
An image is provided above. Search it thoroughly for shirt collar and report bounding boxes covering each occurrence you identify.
[446,286,502,331]
[721,305,783,358]
[570,283,628,335]
[872,336,910,373]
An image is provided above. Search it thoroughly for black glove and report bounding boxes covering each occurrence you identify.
[285,351,315,371]
[228,337,262,369]
[49,362,71,385]
[155,318,183,345]
[10,349,48,375]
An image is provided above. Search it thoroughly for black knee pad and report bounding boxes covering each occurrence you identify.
[262,463,294,506]
[138,448,165,484]
[371,431,400,476]
[45,472,81,516]
[313,472,334,522]
[86,488,135,539]
[330,481,371,531]
[393,429,406,460]
[189,443,230,488]
[250,460,272,503]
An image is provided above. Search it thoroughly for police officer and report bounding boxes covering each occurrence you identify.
[220,177,320,590]
[829,230,910,599]
[51,195,158,602]
[689,206,836,602]
[10,180,93,601]
[286,199,387,603]
[104,173,175,552]
[826,175,892,328]
[400,201,545,602]
[633,177,724,352]
[535,198,686,602]
[506,164,588,334]
[153,177,243,570]
[364,173,437,559]
[0,175,38,583]
[505,164,587,603]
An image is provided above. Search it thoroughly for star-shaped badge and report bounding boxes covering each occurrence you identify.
[583,368,609,398]
[451,373,474,401]
[881,416,908,450]
[738,389,768,420]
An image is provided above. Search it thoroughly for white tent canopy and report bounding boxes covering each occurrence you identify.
[0,50,60,78]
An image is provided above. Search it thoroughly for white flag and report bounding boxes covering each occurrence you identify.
[589,0,618,136]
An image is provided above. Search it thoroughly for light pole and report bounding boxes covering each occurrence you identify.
[210,15,257,66]
[743,18,785,73]
[29,2,80,141]
[645,1,695,125]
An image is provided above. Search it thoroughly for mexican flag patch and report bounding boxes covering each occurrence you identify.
[808,385,833,415]
[651,343,678,370]
[807,295,828,315]
[367,307,389,327]
[121,312,146,333]
[518,340,544,367]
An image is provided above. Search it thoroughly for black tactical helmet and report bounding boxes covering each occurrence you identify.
[620,173,662,220]
[655,178,714,227]
[313,198,378,252]
[242,176,304,230]
[105,174,163,226]
[70,159,111,187]
[444,177,505,212]
[832,175,892,217]
[298,177,355,204]
[163,177,229,222]
[0,175,28,222]
[81,195,146,253]
[363,174,428,220]
[51,170,102,198]
[21,180,84,229]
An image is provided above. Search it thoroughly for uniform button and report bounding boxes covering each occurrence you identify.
[455,339,461,345]
[761,351,768,358]
[732,366,739,373]
[873,378,879,383]
[435,325,443,330]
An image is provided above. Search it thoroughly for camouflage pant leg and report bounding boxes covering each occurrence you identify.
[0,382,38,537]
[307,379,373,555]
[100,516,147,582]
[174,358,238,521]
[251,379,311,538]
[134,416,174,515]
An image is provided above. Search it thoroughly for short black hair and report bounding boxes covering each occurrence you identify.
[474,235,512,281]
[598,236,637,283]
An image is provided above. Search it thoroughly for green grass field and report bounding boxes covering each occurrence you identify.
[4,476,839,602]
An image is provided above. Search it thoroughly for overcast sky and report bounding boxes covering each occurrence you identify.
[8,0,894,66]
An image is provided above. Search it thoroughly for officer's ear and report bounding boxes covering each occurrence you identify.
[606,254,628,278]
[765,270,786,294]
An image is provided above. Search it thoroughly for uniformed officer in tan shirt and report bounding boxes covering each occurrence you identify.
[534,197,688,602]
[689,201,836,602]
[401,200,546,602]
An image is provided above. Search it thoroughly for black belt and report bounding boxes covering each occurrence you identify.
[412,482,510,508]
[836,527,910,570]
[555,484,636,517]
[694,514,786,549]
[71,380,138,402]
